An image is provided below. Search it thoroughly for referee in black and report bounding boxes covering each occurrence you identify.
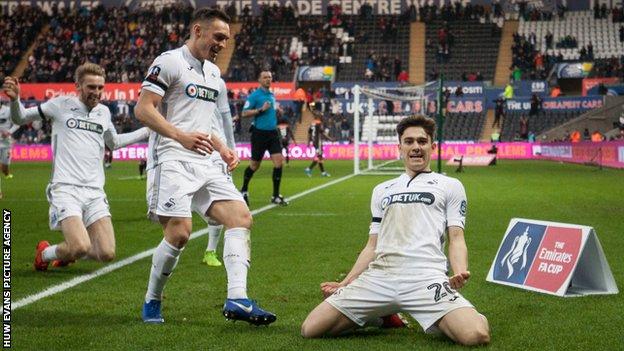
[240,70,288,206]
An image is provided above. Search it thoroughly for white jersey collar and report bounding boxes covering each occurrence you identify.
[181,45,204,73]
[73,96,102,115]
[404,170,434,187]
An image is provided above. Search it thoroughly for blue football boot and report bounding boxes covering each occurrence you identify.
[142,299,164,324]
[222,298,276,326]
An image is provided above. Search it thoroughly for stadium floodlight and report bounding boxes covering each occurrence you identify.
[352,82,435,175]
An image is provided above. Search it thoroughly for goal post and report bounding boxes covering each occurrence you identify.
[352,82,435,175]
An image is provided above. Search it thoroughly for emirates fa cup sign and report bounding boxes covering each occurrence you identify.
[487,218,618,297]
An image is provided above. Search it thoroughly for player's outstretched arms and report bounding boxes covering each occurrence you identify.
[105,127,150,150]
[2,77,19,101]
[3,77,43,125]
[135,90,214,155]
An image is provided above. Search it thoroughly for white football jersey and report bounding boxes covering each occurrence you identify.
[368,172,467,275]
[39,96,118,189]
[0,105,14,148]
[141,45,221,169]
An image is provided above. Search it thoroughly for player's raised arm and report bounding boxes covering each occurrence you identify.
[135,89,214,155]
[3,77,44,125]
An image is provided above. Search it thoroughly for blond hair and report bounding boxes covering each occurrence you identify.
[74,63,105,83]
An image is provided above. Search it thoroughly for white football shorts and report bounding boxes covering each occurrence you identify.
[146,160,244,222]
[46,183,110,230]
[326,268,474,333]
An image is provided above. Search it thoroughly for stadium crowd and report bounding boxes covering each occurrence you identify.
[0,5,48,78]
[22,4,193,83]
[510,32,562,81]
[2,2,623,146]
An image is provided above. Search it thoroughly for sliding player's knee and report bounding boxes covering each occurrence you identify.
[456,323,490,346]
[300,319,323,339]
[68,241,91,259]
[97,247,116,262]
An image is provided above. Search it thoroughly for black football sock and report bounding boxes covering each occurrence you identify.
[319,163,325,172]
[241,166,255,192]
[272,167,282,197]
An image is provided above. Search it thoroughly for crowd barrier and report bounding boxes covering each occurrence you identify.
[535,141,624,169]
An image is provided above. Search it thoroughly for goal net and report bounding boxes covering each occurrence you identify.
[352,83,436,175]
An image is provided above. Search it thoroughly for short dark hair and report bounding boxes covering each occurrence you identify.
[191,8,231,25]
[258,70,272,79]
[396,115,436,141]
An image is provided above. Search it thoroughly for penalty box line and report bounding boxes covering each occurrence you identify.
[12,172,358,310]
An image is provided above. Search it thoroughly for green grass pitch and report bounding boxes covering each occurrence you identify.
[3,159,623,350]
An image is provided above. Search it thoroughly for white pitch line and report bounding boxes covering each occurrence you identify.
[12,172,358,310]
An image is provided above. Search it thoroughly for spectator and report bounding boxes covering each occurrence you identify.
[397,70,409,84]
[493,97,504,128]
[519,115,529,140]
[490,129,500,142]
[591,130,604,142]
[455,85,464,97]
[294,86,307,123]
[583,128,591,141]
[393,56,402,78]
[529,94,541,116]
[429,68,439,81]
[340,117,350,142]
[511,66,522,82]
[545,31,554,49]
[570,129,581,142]
[503,83,514,99]
[597,83,608,95]
[550,85,561,97]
